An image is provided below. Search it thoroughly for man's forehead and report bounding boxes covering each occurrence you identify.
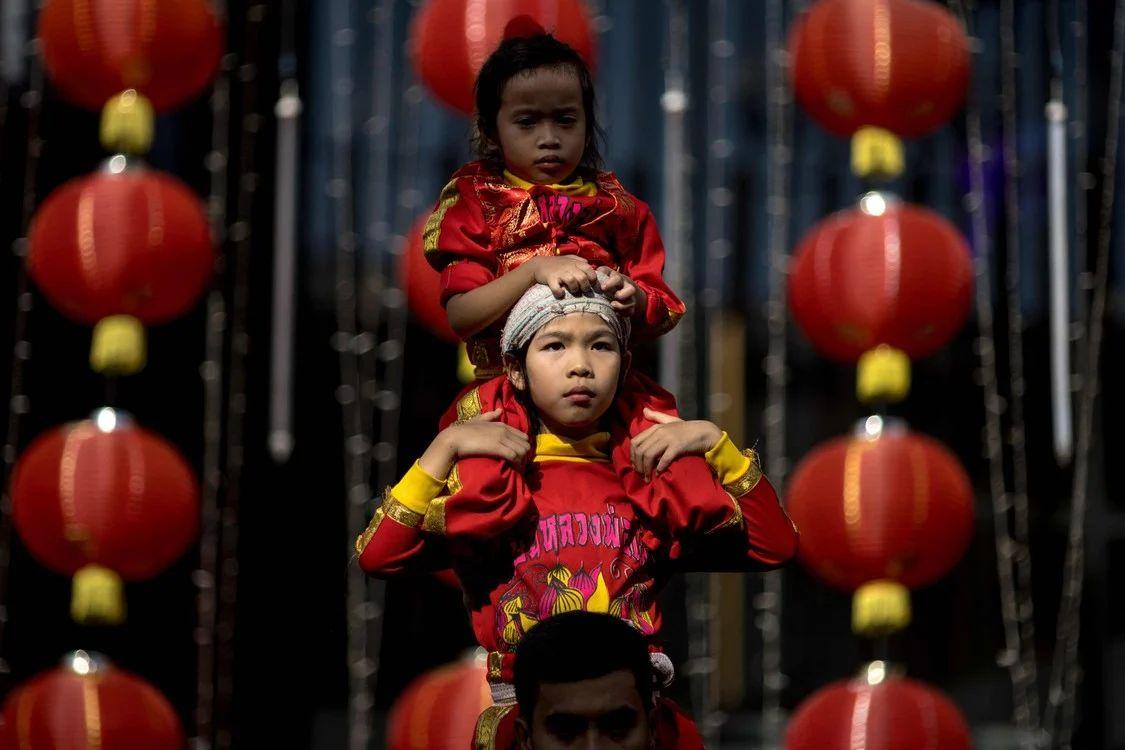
[534,670,643,717]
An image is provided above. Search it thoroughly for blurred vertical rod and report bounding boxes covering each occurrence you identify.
[1046,100,1072,464]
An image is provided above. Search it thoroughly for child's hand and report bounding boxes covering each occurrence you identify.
[630,408,723,480]
[528,256,600,298]
[420,409,531,478]
[597,267,647,318]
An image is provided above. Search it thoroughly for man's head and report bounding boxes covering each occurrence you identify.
[513,612,655,749]
[502,276,631,438]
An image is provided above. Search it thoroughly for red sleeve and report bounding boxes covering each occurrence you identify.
[619,198,686,338]
[423,176,498,305]
[355,497,452,577]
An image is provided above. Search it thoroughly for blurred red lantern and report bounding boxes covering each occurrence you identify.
[788,194,971,402]
[38,0,223,112]
[10,409,199,624]
[786,420,973,634]
[410,0,596,115]
[387,652,492,750]
[789,0,970,139]
[786,663,971,750]
[2,651,184,748]
[402,218,458,343]
[28,164,214,374]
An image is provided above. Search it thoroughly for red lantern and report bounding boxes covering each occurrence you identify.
[785,420,973,634]
[402,218,458,343]
[2,651,184,748]
[410,0,596,115]
[10,409,199,624]
[789,0,970,139]
[387,652,492,750]
[38,0,223,112]
[28,164,214,374]
[788,194,972,403]
[786,664,970,750]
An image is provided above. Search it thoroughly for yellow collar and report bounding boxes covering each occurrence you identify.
[503,169,598,197]
[534,431,610,463]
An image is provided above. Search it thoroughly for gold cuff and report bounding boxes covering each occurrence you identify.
[383,489,425,528]
[723,449,763,498]
[355,508,385,556]
[422,496,447,535]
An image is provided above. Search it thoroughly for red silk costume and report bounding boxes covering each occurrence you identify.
[355,378,799,748]
[422,160,686,376]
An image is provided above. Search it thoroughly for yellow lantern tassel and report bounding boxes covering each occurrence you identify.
[851,126,904,180]
[100,90,155,155]
[852,580,911,636]
[90,315,147,375]
[456,342,476,384]
[71,565,126,625]
[856,345,910,403]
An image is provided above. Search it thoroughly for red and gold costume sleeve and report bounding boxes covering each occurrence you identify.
[422,175,497,305]
[620,198,687,338]
[355,463,451,576]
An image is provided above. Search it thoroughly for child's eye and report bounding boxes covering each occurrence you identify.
[516,117,536,127]
[592,341,613,351]
[557,115,577,126]
[543,342,564,351]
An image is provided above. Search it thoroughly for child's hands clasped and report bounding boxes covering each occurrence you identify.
[631,408,723,480]
[597,266,647,318]
[420,409,531,478]
[529,256,600,298]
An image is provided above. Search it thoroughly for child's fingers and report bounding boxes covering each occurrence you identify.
[472,409,503,422]
[643,408,681,424]
[655,446,680,475]
[548,278,568,298]
[610,301,634,312]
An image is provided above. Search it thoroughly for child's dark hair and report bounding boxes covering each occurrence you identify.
[473,33,605,174]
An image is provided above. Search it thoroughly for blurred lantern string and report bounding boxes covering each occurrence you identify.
[0,18,42,682]
[1069,0,1091,421]
[949,1,1042,745]
[268,0,302,463]
[332,0,375,746]
[759,0,793,746]
[1045,0,1074,465]
[1045,0,1124,745]
[213,5,270,748]
[999,0,1041,739]
[193,0,233,746]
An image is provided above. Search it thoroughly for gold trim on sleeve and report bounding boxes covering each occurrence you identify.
[384,493,425,529]
[355,507,385,556]
[473,704,514,750]
[454,388,483,424]
[422,178,461,257]
[723,449,763,498]
[422,496,447,535]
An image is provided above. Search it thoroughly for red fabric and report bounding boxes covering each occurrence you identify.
[11,418,199,580]
[476,696,704,750]
[38,0,222,111]
[410,0,595,115]
[403,217,459,342]
[387,657,490,750]
[786,429,973,592]
[788,199,973,362]
[789,0,970,138]
[425,161,686,372]
[2,663,184,748]
[786,675,970,750]
[28,170,214,326]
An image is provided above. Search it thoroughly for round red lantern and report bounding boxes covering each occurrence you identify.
[402,218,458,343]
[785,419,974,635]
[788,193,972,402]
[2,651,184,748]
[786,662,971,750]
[789,0,970,138]
[10,409,199,624]
[387,651,492,750]
[28,162,214,375]
[38,0,223,113]
[410,0,596,115]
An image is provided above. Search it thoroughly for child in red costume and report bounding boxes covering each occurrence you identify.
[424,30,683,430]
[357,280,798,749]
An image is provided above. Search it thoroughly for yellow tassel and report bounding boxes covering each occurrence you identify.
[851,127,904,180]
[456,342,476,384]
[856,345,911,403]
[100,90,154,155]
[852,580,911,636]
[90,315,147,375]
[71,565,126,625]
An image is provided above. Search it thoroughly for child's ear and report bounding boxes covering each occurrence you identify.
[505,355,527,392]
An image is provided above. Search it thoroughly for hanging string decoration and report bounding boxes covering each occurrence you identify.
[9,410,199,625]
[1,651,184,748]
[785,662,971,750]
[386,653,491,750]
[788,0,969,179]
[410,0,596,114]
[26,165,214,375]
[785,419,973,636]
[787,192,972,403]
